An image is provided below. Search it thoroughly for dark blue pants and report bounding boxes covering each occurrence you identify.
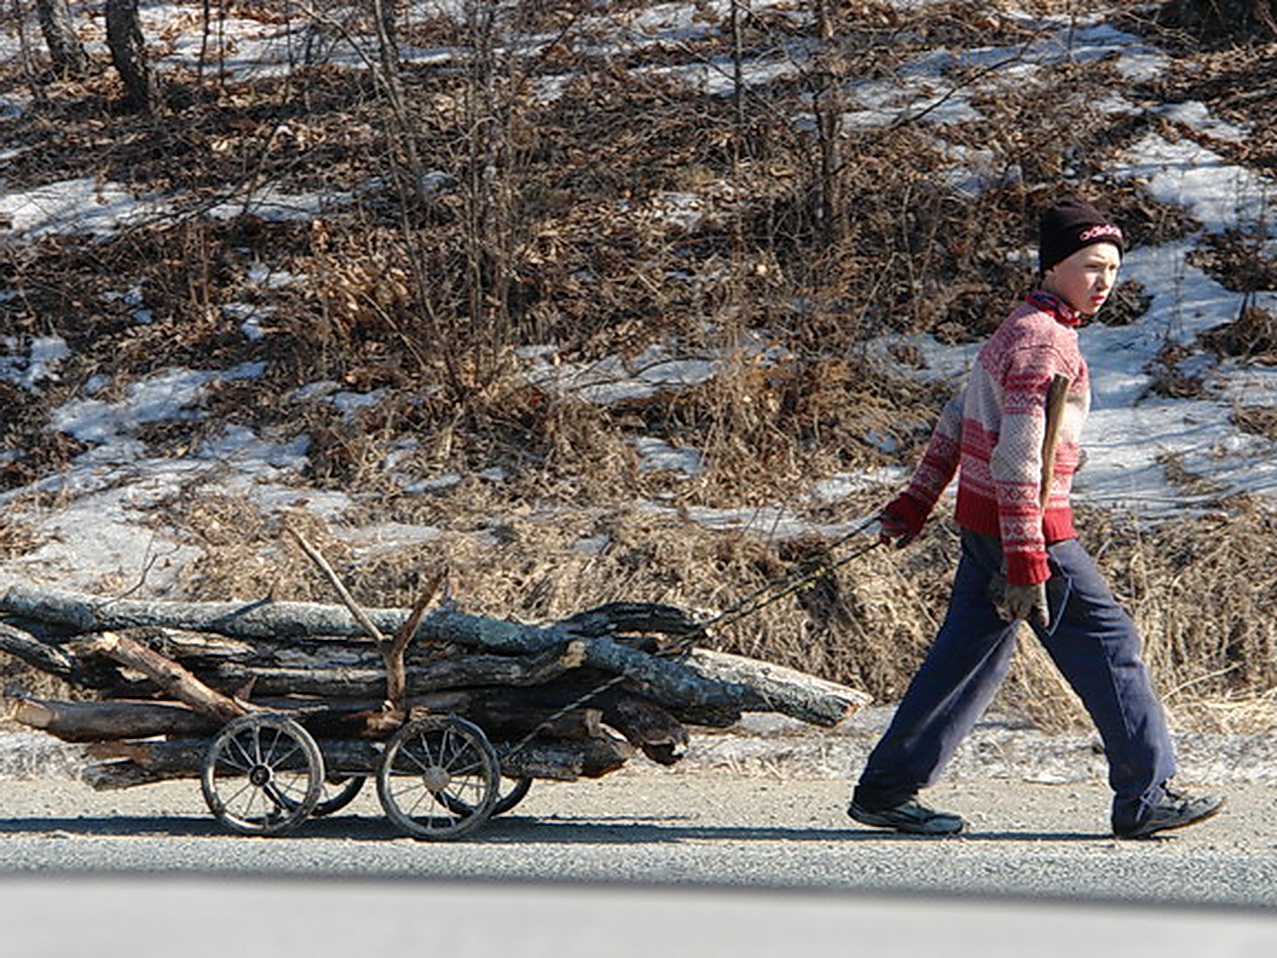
[853,530,1177,832]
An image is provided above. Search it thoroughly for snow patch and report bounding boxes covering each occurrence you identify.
[0,177,170,239]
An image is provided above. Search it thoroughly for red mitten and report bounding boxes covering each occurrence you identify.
[879,492,929,547]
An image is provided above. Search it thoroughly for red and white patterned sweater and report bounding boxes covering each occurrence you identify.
[887,291,1089,585]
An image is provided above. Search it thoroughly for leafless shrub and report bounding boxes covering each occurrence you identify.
[1201,305,1277,363]
[1231,404,1277,441]
[1143,343,1207,399]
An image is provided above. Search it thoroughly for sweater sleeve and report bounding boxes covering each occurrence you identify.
[893,387,965,526]
[991,346,1063,585]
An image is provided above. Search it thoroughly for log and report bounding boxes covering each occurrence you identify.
[0,579,682,660]
[18,624,565,676]
[0,575,473,641]
[6,694,219,742]
[466,685,689,765]
[72,631,248,723]
[0,580,754,712]
[6,690,621,747]
[558,601,702,639]
[6,627,587,701]
[680,648,872,727]
[282,691,473,739]
[200,639,588,698]
[80,732,634,789]
[0,620,76,678]
[597,690,689,765]
[457,701,607,742]
[1,579,873,728]
[496,736,634,780]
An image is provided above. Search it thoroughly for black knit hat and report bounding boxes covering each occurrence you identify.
[1038,198,1124,274]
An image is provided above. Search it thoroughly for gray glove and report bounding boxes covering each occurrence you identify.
[989,576,1049,629]
[1006,582,1049,629]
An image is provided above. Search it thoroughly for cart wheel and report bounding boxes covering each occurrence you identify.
[376,716,500,840]
[493,777,532,816]
[442,776,532,817]
[201,712,324,836]
[312,776,367,817]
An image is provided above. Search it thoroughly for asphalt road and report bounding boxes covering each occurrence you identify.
[3,772,1276,899]
[4,770,1277,957]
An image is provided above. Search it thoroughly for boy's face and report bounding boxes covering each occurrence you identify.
[1043,242,1122,317]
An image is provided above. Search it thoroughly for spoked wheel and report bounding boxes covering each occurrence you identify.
[312,776,367,817]
[441,776,532,817]
[376,716,500,840]
[493,777,532,816]
[201,712,324,836]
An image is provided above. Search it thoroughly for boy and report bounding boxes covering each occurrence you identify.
[848,198,1224,839]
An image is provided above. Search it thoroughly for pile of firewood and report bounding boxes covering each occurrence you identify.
[0,571,871,789]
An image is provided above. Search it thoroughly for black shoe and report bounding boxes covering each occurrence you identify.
[1113,789,1225,839]
[848,798,967,835]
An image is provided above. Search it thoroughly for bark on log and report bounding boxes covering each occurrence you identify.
[4,624,587,701]
[1,579,872,727]
[201,639,587,698]
[0,619,76,678]
[558,601,702,639]
[496,736,634,780]
[681,648,872,727]
[456,701,606,742]
[0,578,679,652]
[80,732,633,789]
[6,690,622,747]
[597,690,689,765]
[464,685,689,764]
[72,631,248,723]
[6,694,217,742]
[0,580,754,711]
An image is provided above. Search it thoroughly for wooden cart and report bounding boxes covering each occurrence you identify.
[1,564,873,841]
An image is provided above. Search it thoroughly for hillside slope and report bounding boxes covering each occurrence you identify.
[1,1,1275,727]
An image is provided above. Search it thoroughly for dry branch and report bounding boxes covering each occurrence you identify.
[287,528,444,721]
[73,631,248,723]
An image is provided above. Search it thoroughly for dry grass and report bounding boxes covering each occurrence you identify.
[140,488,1276,734]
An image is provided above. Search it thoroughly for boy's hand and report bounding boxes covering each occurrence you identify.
[876,511,918,548]
[1004,582,1049,629]
[877,493,927,548]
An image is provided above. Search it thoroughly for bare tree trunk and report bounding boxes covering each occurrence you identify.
[462,0,515,387]
[811,0,845,247]
[1263,0,1277,32]
[368,0,428,200]
[373,0,398,50]
[730,0,747,156]
[36,0,87,77]
[105,0,154,112]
